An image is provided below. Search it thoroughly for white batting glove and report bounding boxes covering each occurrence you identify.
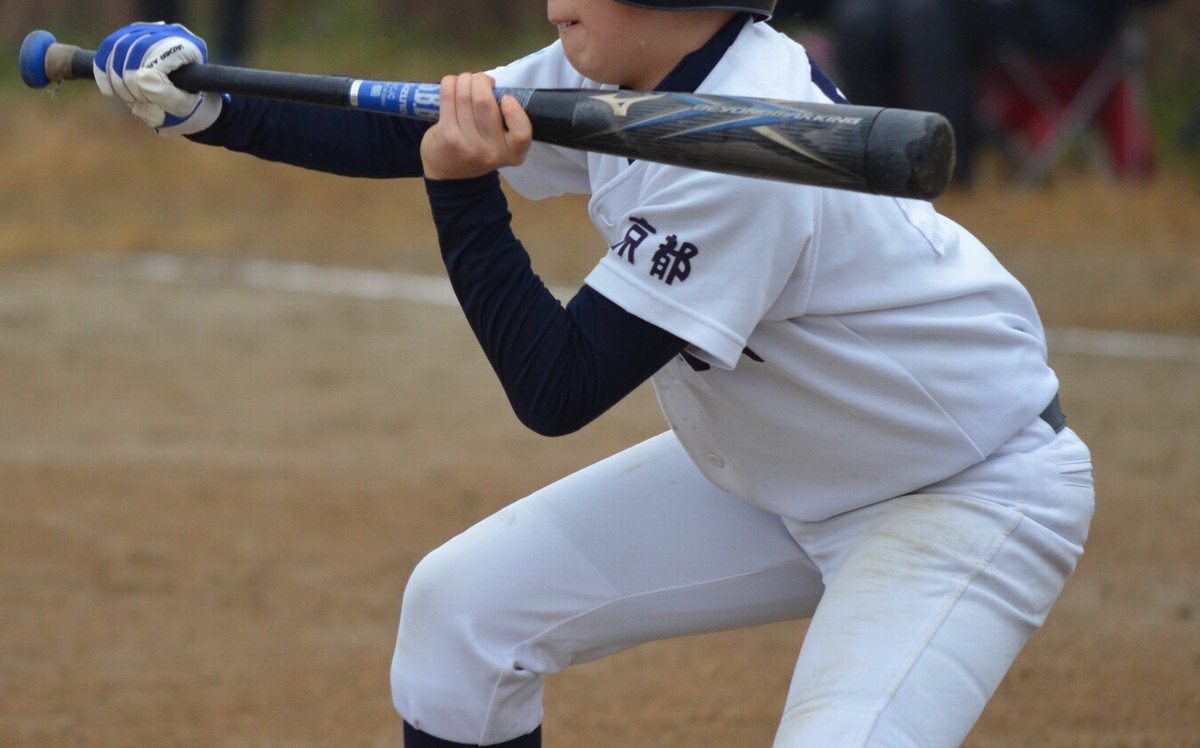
[93,22,223,136]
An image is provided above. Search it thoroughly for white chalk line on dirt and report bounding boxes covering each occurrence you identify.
[88,252,1200,365]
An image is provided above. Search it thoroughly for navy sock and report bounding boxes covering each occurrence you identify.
[403,722,542,747]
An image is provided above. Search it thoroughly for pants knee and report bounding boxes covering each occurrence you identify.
[398,537,504,654]
[391,534,551,744]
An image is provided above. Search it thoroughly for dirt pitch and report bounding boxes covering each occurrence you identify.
[2,98,1199,747]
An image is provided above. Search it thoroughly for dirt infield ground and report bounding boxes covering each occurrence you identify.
[2,98,1199,746]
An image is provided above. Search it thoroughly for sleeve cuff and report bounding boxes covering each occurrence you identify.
[423,171,502,201]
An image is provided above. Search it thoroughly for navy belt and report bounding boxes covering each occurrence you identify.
[1040,394,1066,433]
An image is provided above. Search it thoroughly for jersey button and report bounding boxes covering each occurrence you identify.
[705,452,725,468]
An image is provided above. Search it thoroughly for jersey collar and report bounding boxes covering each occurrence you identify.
[653,13,750,94]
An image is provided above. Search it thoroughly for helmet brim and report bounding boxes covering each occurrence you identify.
[614,0,775,21]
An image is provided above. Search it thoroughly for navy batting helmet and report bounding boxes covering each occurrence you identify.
[615,0,776,21]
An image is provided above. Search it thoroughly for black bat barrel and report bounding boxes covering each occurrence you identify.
[521,89,955,200]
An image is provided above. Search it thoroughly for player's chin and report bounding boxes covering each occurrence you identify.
[562,43,610,85]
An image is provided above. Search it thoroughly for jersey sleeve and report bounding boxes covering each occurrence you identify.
[583,164,819,369]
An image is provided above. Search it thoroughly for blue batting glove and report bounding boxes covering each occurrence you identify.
[93,22,224,136]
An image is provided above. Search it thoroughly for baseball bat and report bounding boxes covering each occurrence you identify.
[20,29,955,199]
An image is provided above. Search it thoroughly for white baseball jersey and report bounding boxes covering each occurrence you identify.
[490,21,1058,521]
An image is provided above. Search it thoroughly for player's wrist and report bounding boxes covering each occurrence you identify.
[157,91,225,136]
[423,171,502,192]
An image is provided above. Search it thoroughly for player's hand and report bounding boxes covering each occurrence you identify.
[93,22,223,136]
[421,72,533,180]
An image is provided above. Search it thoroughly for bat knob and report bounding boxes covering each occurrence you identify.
[19,30,58,89]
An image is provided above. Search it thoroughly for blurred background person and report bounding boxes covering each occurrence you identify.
[138,0,255,64]
[826,0,1145,184]
[770,0,834,25]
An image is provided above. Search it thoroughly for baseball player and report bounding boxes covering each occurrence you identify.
[93,1,1095,746]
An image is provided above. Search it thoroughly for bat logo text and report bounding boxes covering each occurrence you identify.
[591,92,667,117]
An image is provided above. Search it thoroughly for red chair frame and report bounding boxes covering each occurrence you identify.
[977,24,1156,184]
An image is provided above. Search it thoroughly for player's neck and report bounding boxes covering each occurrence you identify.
[626,11,740,91]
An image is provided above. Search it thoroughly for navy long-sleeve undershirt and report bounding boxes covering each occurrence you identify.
[426,173,685,436]
[189,95,429,177]
[189,95,686,436]
[186,15,750,434]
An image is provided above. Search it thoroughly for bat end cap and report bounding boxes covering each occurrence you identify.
[866,109,957,200]
[19,30,57,89]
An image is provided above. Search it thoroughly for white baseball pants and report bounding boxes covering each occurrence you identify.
[391,419,1093,746]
